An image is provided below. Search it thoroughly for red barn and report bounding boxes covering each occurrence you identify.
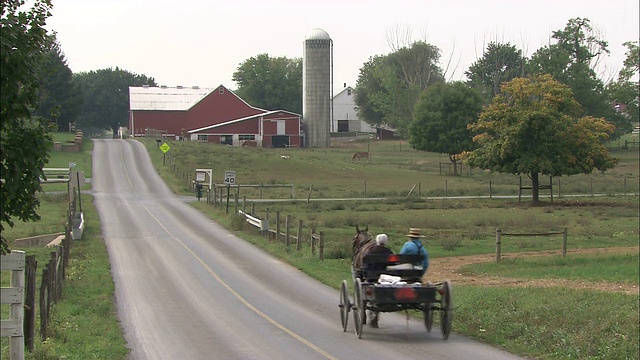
[129,85,303,148]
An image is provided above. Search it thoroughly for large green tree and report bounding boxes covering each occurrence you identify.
[528,18,630,138]
[354,41,445,136]
[466,74,618,205]
[1,0,55,254]
[465,41,527,103]
[607,41,639,123]
[232,54,302,114]
[35,38,83,130]
[74,67,156,135]
[409,82,483,175]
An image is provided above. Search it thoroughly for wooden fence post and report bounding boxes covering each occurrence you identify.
[25,255,37,352]
[1,251,26,360]
[319,231,325,261]
[40,266,49,341]
[496,228,502,263]
[489,181,492,199]
[311,227,316,255]
[562,227,567,258]
[285,215,291,247]
[307,185,313,203]
[276,211,281,242]
[296,220,303,251]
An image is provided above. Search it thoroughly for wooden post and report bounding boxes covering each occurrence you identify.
[562,227,567,258]
[311,227,316,255]
[496,228,502,263]
[251,203,255,215]
[291,184,295,199]
[296,220,303,251]
[260,182,263,199]
[518,176,522,202]
[549,176,553,204]
[285,215,291,247]
[276,211,281,242]
[418,182,421,198]
[624,177,627,195]
[445,180,448,198]
[558,179,561,198]
[25,255,36,352]
[364,180,367,197]
[307,184,313,203]
[319,231,325,261]
[234,194,238,214]
[213,185,217,207]
[242,196,246,213]
[226,184,230,214]
[489,180,493,199]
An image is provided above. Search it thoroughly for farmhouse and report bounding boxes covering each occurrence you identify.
[332,84,395,139]
[129,85,303,148]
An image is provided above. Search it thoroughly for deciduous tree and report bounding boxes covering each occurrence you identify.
[232,54,302,114]
[607,41,639,123]
[1,0,54,254]
[466,74,618,204]
[409,82,483,175]
[74,67,156,135]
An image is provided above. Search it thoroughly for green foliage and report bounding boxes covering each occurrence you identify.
[354,41,445,136]
[74,67,156,134]
[465,42,528,103]
[467,74,619,203]
[232,54,302,114]
[409,82,483,161]
[607,40,639,123]
[35,38,83,130]
[0,0,55,254]
[528,17,631,138]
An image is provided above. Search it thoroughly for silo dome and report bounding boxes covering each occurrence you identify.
[305,28,331,41]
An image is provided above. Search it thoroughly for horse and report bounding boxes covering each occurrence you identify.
[351,151,369,163]
[242,140,258,147]
[351,225,375,270]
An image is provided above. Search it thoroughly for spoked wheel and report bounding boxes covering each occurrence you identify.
[440,280,453,340]
[353,278,364,339]
[339,280,350,332]
[424,304,434,332]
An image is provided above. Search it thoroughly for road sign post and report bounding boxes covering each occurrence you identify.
[224,171,236,214]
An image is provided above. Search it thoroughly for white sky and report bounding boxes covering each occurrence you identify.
[45,0,639,93]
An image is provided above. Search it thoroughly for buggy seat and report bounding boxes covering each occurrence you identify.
[358,254,425,283]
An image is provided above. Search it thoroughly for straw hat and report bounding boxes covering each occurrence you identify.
[406,228,424,238]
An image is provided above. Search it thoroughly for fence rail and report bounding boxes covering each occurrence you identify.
[495,227,568,262]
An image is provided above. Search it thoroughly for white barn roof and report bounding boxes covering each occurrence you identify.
[129,86,213,111]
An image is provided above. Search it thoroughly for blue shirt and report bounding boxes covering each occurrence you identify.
[399,239,429,274]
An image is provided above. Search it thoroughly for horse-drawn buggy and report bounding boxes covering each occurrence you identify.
[338,227,453,339]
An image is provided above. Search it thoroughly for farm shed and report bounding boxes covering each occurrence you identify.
[129,85,303,148]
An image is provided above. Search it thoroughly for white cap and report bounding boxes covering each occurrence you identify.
[376,234,388,246]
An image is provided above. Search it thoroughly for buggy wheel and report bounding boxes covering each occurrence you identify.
[353,278,364,339]
[424,305,433,332]
[440,280,453,340]
[339,280,350,332]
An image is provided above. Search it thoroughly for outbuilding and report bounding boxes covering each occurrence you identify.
[129,85,303,148]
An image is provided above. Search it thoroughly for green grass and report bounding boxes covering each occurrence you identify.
[461,252,640,284]
[2,133,639,359]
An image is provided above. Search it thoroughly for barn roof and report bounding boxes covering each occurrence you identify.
[129,86,213,111]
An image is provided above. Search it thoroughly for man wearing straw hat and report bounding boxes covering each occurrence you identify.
[399,228,429,276]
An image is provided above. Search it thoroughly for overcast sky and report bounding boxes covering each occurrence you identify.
[45,0,639,93]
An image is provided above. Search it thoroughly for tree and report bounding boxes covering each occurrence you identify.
[607,41,639,123]
[354,41,445,136]
[465,41,527,103]
[409,82,483,175]
[35,38,83,130]
[354,55,386,127]
[74,67,156,135]
[466,74,618,205]
[1,0,55,254]
[232,54,302,114]
[528,18,631,138]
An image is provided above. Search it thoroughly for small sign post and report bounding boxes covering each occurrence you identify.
[224,171,236,213]
[159,142,171,165]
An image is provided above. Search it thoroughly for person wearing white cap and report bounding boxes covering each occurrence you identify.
[366,233,393,328]
[399,228,429,275]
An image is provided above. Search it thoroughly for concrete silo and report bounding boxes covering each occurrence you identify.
[303,28,333,148]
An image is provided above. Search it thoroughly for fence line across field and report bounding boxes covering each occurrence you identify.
[495,227,568,262]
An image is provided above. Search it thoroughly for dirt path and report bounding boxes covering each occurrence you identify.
[426,246,639,295]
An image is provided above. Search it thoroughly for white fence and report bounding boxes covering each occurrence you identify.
[1,250,25,360]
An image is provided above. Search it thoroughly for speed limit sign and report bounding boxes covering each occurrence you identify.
[224,171,236,185]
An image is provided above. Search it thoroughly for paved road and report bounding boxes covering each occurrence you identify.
[92,139,525,360]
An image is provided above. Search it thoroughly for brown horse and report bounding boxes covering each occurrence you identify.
[352,225,375,270]
[242,140,258,147]
[351,151,369,163]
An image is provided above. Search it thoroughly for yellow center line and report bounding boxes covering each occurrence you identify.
[143,205,339,360]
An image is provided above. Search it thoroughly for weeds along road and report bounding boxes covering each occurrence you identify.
[92,139,524,360]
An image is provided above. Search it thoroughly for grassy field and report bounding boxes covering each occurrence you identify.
[2,133,639,359]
